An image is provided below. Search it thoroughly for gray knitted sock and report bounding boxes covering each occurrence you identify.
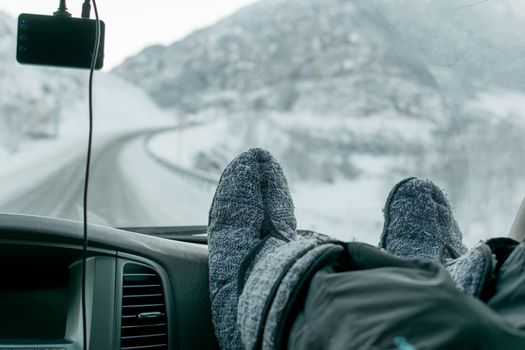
[445,243,495,297]
[208,148,297,350]
[380,177,468,264]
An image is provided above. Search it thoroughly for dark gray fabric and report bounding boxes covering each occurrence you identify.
[380,177,467,263]
[208,148,298,350]
[288,243,525,350]
[488,242,525,331]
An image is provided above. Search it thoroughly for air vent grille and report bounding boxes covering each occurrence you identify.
[120,263,168,350]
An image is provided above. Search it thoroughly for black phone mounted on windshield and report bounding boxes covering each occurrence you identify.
[16,13,105,70]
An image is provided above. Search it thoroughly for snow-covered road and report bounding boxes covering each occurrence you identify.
[0,128,215,228]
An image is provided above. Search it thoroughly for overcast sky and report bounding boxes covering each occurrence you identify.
[0,0,255,69]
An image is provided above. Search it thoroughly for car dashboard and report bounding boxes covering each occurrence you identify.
[0,213,220,350]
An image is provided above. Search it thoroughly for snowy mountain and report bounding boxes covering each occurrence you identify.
[0,11,171,153]
[114,0,525,116]
[112,0,525,182]
[113,0,443,116]
[113,0,454,181]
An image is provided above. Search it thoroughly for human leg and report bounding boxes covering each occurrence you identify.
[287,244,525,350]
[208,148,298,349]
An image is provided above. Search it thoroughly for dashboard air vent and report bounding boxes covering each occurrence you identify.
[120,263,169,350]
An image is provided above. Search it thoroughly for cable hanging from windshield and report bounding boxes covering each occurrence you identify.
[82,0,101,349]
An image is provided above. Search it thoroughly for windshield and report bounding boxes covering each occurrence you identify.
[1,0,524,246]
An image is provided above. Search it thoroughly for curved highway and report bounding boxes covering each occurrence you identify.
[0,129,215,228]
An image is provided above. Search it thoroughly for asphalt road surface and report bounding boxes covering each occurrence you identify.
[0,129,215,228]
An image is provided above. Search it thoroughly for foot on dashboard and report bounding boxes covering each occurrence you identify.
[380,177,468,264]
[445,243,494,297]
[208,147,297,350]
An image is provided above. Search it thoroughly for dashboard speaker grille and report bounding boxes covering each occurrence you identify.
[120,263,168,350]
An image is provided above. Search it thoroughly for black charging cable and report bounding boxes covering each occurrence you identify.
[83,0,101,348]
